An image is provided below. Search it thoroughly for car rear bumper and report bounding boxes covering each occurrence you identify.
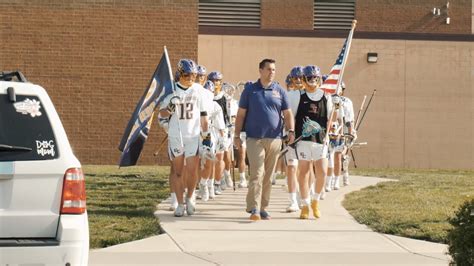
[0,213,89,265]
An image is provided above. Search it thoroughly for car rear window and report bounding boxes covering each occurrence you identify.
[0,94,59,161]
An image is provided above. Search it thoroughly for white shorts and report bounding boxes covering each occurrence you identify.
[168,136,200,159]
[295,141,328,161]
[239,132,247,148]
[329,139,345,153]
[284,145,298,166]
[328,150,335,168]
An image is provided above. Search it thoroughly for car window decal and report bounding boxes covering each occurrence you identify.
[13,98,42,117]
[36,140,56,157]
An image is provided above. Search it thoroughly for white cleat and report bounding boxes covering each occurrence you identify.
[220,178,227,190]
[334,176,341,190]
[343,175,350,186]
[214,184,222,195]
[169,196,178,211]
[174,204,185,217]
[200,182,209,201]
[238,179,248,188]
[185,197,196,216]
[208,180,216,199]
[320,190,326,200]
[286,202,300,212]
[325,176,333,192]
[225,176,234,189]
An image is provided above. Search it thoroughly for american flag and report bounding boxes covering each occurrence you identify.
[320,38,348,94]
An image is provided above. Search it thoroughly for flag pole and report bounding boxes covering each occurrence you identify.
[324,20,357,149]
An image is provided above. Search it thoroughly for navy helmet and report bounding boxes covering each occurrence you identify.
[289,66,304,79]
[208,71,223,81]
[197,65,207,76]
[303,65,322,78]
[204,80,215,92]
[177,59,198,75]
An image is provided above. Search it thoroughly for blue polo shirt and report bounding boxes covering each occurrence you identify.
[239,80,290,139]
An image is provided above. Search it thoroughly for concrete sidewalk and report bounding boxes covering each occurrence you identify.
[89,176,450,265]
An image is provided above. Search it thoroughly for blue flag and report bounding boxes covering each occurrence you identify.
[118,47,174,167]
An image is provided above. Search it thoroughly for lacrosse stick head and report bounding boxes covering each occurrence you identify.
[200,145,216,161]
[301,117,323,138]
[222,82,236,99]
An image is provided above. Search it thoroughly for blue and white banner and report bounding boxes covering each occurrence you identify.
[118,47,174,167]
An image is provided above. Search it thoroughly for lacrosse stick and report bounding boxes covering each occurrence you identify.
[279,117,323,158]
[153,135,169,156]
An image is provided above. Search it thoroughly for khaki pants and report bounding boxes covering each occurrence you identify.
[245,138,282,212]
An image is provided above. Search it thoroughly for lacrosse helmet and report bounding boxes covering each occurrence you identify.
[197,65,207,76]
[204,80,215,92]
[207,71,223,81]
[177,59,198,75]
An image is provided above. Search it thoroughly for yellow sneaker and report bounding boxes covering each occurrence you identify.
[299,205,310,219]
[311,200,321,218]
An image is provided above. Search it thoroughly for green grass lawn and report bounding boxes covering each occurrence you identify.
[344,168,474,244]
[84,165,170,249]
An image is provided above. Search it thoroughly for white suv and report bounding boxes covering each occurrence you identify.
[0,71,89,265]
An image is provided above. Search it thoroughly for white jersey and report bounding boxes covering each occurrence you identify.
[160,82,207,138]
[209,101,225,137]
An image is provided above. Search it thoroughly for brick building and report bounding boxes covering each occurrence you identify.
[1,0,473,168]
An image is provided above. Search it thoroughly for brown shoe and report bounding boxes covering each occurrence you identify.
[249,209,261,221]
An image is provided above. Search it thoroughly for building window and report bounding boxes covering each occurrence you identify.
[314,0,355,30]
[199,0,261,28]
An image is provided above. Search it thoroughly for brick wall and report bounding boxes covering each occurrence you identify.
[0,0,198,165]
[356,0,471,34]
[261,0,314,30]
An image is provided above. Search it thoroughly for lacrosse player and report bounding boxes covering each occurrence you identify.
[208,71,234,191]
[283,66,305,212]
[288,65,334,219]
[336,82,356,187]
[159,59,209,217]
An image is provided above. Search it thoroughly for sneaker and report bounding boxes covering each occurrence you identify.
[249,208,261,221]
[260,210,271,220]
[320,190,326,200]
[334,176,340,190]
[220,178,227,190]
[286,202,300,212]
[196,184,203,200]
[238,179,248,188]
[174,204,185,217]
[343,174,350,186]
[208,180,216,199]
[225,176,234,189]
[325,176,333,192]
[201,182,209,201]
[185,197,196,216]
[214,184,222,195]
[300,205,310,219]
[310,200,321,218]
[169,195,178,211]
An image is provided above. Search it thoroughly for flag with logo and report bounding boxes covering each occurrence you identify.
[320,22,356,94]
[118,47,174,167]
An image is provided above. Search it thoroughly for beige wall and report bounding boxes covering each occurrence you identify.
[198,35,473,169]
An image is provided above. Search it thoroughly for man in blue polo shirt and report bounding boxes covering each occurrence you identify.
[234,58,295,221]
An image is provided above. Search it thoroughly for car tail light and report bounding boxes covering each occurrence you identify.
[60,168,86,214]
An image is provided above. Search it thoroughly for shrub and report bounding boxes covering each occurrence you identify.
[447,198,474,266]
